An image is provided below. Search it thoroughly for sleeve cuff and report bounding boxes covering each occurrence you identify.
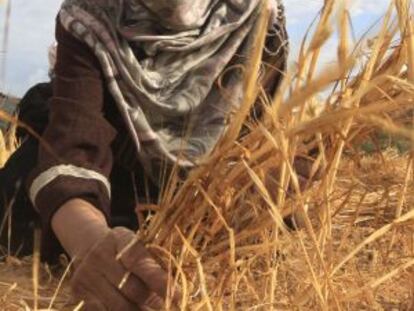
[29,164,111,207]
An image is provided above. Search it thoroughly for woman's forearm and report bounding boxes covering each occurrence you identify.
[51,198,110,258]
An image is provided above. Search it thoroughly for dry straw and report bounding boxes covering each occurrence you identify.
[1,0,414,310]
[134,0,414,310]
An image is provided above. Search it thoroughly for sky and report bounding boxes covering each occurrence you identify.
[0,0,391,96]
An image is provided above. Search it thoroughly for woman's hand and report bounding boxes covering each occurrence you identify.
[52,200,174,310]
[71,227,168,311]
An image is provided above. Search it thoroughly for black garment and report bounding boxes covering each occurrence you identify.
[0,83,50,257]
[16,82,52,140]
[0,139,39,257]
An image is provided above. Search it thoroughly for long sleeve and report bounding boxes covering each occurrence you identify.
[27,18,116,234]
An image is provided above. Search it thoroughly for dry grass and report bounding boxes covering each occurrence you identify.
[0,125,17,166]
[1,0,414,310]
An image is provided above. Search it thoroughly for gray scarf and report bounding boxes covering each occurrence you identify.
[59,0,286,182]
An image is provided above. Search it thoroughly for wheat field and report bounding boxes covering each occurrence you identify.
[1,0,414,310]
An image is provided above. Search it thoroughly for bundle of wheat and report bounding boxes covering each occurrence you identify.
[1,0,414,310]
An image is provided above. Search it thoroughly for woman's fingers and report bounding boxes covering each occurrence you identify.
[107,270,153,307]
[93,275,138,311]
[71,228,153,310]
[124,245,169,298]
[79,298,106,311]
[113,227,177,302]
[97,231,152,306]
[72,270,137,311]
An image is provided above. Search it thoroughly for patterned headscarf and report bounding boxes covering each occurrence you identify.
[59,0,287,182]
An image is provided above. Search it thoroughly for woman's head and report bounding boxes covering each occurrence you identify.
[140,0,212,29]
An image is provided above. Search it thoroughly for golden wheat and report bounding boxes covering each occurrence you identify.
[1,0,414,310]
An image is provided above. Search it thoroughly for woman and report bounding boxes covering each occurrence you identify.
[3,0,289,309]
